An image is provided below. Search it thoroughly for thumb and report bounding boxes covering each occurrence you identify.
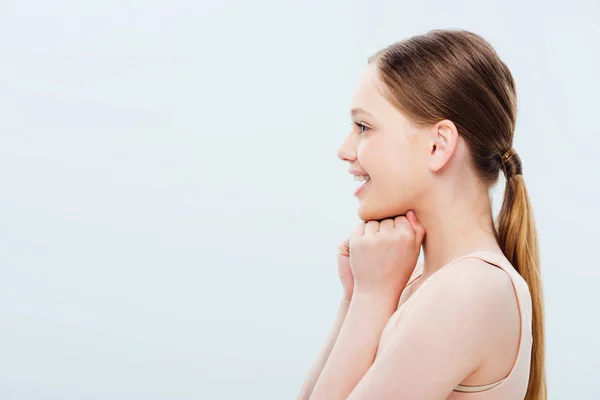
[406,210,426,243]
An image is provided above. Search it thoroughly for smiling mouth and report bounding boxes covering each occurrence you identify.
[354,175,371,195]
[354,174,370,183]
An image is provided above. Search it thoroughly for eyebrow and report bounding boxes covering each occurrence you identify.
[350,107,374,118]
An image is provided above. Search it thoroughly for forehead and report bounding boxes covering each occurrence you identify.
[350,64,393,118]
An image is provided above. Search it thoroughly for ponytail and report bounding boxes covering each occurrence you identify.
[496,172,547,400]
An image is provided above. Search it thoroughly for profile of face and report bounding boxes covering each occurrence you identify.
[338,63,457,222]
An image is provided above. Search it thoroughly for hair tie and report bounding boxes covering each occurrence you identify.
[500,147,522,178]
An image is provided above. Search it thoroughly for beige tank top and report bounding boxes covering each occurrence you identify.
[376,250,533,399]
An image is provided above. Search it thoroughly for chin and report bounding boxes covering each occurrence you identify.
[357,202,407,222]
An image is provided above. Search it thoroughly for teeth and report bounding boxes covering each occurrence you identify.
[354,175,370,182]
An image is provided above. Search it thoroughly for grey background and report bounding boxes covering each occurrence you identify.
[1,0,598,399]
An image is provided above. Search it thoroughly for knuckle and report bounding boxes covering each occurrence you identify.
[394,216,408,226]
[396,226,414,240]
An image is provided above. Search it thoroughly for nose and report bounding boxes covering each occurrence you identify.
[337,133,357,162]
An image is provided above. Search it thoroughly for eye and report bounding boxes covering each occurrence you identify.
[352,122,371,134]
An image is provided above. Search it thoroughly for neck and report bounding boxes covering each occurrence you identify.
[414,185,502,279]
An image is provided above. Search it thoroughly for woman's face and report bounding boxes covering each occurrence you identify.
[338,64,431,222]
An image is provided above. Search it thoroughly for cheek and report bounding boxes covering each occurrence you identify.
[370,145,421,197]
[357,135,419,187]
[356,143,370,164]
[360,141,400,179]
[357,138,386,169]
[356,136,425,220]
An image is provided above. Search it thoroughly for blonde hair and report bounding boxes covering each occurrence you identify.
[368,29,546,399]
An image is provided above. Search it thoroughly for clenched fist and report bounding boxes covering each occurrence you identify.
[349,210,426,297]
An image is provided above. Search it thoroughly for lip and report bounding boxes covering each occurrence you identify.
[348,169,369,176]
[354,179,370,196]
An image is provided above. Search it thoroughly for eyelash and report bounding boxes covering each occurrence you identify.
[353,122,371,134]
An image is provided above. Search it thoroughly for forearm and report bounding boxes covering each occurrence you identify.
[297,298,351,400]
[309,291,400,400]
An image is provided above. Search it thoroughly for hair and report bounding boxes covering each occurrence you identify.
[367,29,546,399]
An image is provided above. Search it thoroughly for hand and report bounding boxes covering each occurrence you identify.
[337,237,354,301]
[349,210,426,298]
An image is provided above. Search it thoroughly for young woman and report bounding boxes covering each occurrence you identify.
[297,29,546,400]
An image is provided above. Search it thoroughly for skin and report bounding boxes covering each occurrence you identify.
[297,63,521,399]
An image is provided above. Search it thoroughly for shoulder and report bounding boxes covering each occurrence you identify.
[418,257,516,310]
[378,257,520,386]
[402,257,519,346]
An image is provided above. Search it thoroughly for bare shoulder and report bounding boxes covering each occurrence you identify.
[406,257,520,334]
[390,256,521,378]
[426,257,516,305]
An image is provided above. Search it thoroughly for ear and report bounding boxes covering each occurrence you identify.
[428,119,458,173]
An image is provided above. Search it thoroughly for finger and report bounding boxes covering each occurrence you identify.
[394,215,409,229]
[406,210,426,243]
[394,216,414,239]
[365,220,379,236]
[352,222,366,238]
[378,218,395,234]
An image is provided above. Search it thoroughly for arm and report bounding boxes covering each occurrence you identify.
[299,261,423,399]
[309,212,425,399]
[297,235,356,400]
[346,259,515,399]
[296,298,351,400]
[309,288,405,400]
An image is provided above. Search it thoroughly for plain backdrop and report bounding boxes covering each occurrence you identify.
[0,0,598,399]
